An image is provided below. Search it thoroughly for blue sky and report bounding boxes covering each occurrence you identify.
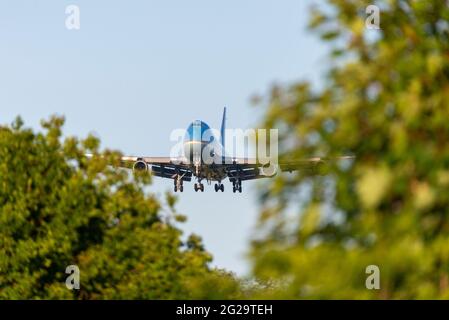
[0,0,328,275]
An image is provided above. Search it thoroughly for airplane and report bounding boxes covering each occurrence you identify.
[116,108,354,193]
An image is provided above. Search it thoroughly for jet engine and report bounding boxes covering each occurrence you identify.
[133,159,148,172]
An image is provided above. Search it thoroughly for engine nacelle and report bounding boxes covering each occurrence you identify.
[259,163,278,177]
[133,160,148,172]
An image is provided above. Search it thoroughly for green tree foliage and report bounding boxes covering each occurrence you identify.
[252,0,449,299]
[0,116,239,299]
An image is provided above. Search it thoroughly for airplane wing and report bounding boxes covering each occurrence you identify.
[220,157,266,182]
[119,156,193,181]
[89,153,353,183]
[278,156,355,172]
[220,156,355,181]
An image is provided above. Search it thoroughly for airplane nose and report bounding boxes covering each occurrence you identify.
[184,140,205,164]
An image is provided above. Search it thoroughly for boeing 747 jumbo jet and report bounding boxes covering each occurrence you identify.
[115,108,353,193]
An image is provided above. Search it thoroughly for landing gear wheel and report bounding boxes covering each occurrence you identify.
[195,183,204,192]
[232,180,242,193]
[174,177,183,193]
[214,184,219,192]
[220,184,224,192]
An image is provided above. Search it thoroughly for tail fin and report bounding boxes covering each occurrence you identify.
[220,107,226,149]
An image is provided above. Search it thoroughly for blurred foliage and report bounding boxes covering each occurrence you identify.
[0,116,241,299]
[252,0,449,299]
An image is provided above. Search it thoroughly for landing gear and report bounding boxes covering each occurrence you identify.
[194,183,204,192]
[214,183,224,192]
[174,177,183,192]
[232,180,242,193]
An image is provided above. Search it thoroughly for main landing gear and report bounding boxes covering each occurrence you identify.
[214,183,224,192]
[232,180,242,193]
[174,178,184,192]
[175,179,241,193]
[194,183,204,192]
